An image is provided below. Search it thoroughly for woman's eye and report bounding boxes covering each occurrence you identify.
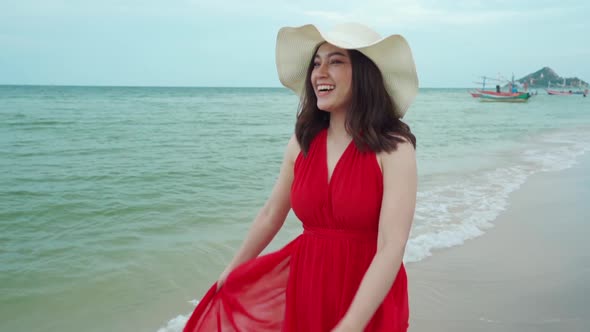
[313,62,320,67]
[330,59,343,65]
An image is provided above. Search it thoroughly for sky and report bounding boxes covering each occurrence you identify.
[0,0,589,88]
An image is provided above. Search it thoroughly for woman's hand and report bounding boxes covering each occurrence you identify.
[330,327,357,332]
[330,320,362,332]
[216,267,232,292]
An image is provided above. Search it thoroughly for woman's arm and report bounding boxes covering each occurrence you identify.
[332,141,417,331]
[218,134,300,286]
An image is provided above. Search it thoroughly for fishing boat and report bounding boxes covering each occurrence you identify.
[546,89,573,95]
[470,74,532,99]
[546,79,588,97]
[546,89,588,96]
[472,90,522,98]
[469,75,506,98]
[479,92,531,103]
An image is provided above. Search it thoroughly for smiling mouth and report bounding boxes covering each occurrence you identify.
[317,84,335,92]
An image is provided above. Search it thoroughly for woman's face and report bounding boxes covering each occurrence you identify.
[310,43,353,113]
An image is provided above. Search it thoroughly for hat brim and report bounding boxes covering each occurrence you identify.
[275,24,418,117]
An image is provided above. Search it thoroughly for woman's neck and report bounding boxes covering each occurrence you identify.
[327,110,351,142]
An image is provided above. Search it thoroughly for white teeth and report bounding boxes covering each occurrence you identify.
[318,84,335,92]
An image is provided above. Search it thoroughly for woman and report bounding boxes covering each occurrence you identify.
[184,22,418,332]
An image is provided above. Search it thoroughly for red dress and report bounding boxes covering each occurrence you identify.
[184,129,409,332]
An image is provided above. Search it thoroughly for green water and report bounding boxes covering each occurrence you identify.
[1,86,589,331]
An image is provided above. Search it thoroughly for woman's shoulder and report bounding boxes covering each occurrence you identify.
[375,134,415,171]
[377,141,415,172]
[286,133,302,164]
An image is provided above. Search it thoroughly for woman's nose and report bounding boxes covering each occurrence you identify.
[316,62,328,76]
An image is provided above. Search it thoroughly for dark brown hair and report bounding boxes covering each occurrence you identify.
[295,45,416,154]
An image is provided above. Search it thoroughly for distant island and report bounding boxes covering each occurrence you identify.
[516,67,588,89]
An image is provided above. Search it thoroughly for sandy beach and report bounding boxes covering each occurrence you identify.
[407,152,590,331]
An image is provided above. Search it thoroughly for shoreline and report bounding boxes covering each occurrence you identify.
[406,152,590,331]
[155,153,590,332]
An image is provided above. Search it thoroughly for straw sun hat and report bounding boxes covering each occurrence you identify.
[275,23,418,117]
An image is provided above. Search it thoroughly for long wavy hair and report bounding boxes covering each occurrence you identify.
[295,45,416,155]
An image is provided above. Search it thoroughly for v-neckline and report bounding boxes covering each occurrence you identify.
[325,130,354,187]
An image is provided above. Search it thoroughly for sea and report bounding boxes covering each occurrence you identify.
[1,85,589,332]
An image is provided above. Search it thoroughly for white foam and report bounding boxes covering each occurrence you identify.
[405,165,529,263]
[522,130,590,172]
[156,300,197,332]
[157,314,189,332]
[404,127,590,263]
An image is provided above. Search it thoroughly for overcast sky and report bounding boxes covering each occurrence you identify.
[1,0,588,87]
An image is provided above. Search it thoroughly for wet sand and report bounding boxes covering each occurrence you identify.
[407,153,590,331]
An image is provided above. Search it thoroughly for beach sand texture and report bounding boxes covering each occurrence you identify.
[408,152,590,332]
